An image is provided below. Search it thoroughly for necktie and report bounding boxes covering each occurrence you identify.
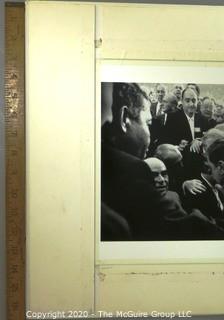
[188,117,194,139]
[157,104,163,117]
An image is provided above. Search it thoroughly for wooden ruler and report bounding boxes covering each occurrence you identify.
[5,3,25,320]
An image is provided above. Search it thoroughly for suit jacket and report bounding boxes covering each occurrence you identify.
[148,114,167,155]
[181,146,206,180]
[101,202,131,241]
[199,114,217,132]
[150,101,158,118]
[163,110,204,145]
[184,174,224,220]
[150,113,177,146]
[151,101,164,118]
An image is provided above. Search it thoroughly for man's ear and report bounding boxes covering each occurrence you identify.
[120,106,131,133]
[217,160,224,171]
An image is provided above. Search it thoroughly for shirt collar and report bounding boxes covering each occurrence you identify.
[184,112,195,122]
[201,173,213,189]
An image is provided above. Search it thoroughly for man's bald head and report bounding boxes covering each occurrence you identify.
[144,157,169,197]
[182,87,198,117]
[154,144,182,168]
[162,93,178,114]
[200,97,215,119]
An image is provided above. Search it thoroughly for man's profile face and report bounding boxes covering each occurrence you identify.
[156,85,166,103]
[126,97,152,159]
[201,99,214,119]
[182,88,198,117]
[207,158,224,186]
[202,137,214,155]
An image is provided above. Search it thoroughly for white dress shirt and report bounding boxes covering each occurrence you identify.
[184,113,195,140]
[201,174,224,213]
[156,101,164,116]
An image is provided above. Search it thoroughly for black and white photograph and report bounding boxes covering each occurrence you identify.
[101,80,224,242]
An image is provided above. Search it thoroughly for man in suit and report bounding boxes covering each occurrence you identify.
[207,138,224,188]
[143,157,224,240]
[199,97,217,131]
[213,103,224,124]
[150,84,166,118]
[149,93,178,153]
[172,84,183,110]
[154,144,184,195]
[101,82,155,240]
[190,138,224,228]
[163,87,204,153]
[101,82,224,240]
[165,93,216,181]
[207,138,224,225]
[184,171,224,220]
[144,158,169,198]
[182,128,224,195]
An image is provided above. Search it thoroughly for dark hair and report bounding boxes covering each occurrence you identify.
[207,138,224,165]
[155,83,166,91]
[182,86,199,100]
[202,96,210,103]
[186,83,200,97]
[112,83,149,122]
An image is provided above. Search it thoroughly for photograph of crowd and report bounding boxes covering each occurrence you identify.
[101,82,224,241]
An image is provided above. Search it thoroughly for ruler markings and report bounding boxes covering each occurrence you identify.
[5,3,25,320]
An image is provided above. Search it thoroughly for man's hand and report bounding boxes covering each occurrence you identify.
[183,179,206,195]
[178,139,189,152]
[190,139,202,153]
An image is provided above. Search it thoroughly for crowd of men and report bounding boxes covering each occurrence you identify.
[101,82,224,241]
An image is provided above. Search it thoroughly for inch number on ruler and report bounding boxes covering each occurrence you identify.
[5,3,25,320]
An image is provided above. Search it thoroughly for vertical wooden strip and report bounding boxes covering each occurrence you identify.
[5,3,25,320]
[0,0,6,318]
